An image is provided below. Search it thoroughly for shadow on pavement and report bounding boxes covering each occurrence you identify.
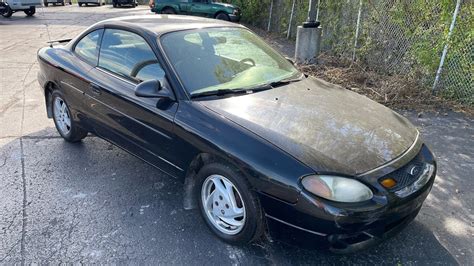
[0,128,461,264]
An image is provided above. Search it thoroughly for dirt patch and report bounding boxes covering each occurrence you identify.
[298,54,473,116]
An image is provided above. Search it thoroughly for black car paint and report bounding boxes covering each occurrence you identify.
[37,16,436,251]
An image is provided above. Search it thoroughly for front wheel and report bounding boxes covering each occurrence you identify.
[51,91,88,142]
[24,7,35,16]
[78,2,82,6]
[2,6,13,17]
[161,7,175,14]
[215,13,230,21]
[197,163,264,244]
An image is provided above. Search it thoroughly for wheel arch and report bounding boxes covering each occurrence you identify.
[161,5,176,13]
[44,81,58,118]
[183,152,248,210]
[214,10,228,19]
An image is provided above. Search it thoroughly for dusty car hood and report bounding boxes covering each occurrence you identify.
[213,2,236,8]
[199,77,418,176]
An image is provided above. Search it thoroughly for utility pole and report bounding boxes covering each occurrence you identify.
[295,0,322,64]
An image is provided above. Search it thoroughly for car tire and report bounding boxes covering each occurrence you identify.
[44,1,49,7]
[61,1,65,6]
[112,2,116,7]
[78,2,82,6]
[161,7,175,14]
[24,7,35,16]
[215,13,230,21]
[2,6,13,17]
[51,91,88,143]
[196,162,264,245]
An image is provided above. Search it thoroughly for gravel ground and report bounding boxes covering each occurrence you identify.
[0,6,472,264]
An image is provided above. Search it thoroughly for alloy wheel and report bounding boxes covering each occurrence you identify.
[53,96,72,136]
[201,174,246,235]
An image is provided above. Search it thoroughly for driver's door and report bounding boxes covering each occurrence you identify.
[189,0,209,17]
[85,28,183,177]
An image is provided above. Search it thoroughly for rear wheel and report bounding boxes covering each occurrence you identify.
[24,7,35,16]
[161,7,175,14]
[78,2,82,6]
[43,1,49,7]
[215,12,230,21]
[197,163,264,244]
[2,6,13,17]
[51,91,88,142]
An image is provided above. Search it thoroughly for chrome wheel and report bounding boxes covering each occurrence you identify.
[53,96,72,136]
[201,174,246,235]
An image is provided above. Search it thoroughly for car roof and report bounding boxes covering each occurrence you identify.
[97,15,245,36]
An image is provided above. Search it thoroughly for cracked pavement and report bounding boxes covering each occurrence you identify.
[0,5,473,264]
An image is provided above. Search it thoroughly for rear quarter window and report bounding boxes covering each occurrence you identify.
[74,29,103,66]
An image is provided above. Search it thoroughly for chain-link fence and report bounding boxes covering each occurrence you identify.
[228,0,473,105]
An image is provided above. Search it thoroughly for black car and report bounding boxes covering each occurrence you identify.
[37,15,436,252]
[113,0,137,8]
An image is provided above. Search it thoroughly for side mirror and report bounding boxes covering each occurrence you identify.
[135,79,174,101]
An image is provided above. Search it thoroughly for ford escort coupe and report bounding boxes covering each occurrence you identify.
[37,15,436,252]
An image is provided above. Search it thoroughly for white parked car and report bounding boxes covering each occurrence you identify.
[0,0,42,17]
[78,0,103,6]
[43,0,72,7]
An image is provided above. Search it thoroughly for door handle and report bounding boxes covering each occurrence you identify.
[90,83,102,95]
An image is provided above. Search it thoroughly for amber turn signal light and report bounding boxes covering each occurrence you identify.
[381,178,397,189]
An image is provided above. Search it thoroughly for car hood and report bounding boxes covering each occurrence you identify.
[212,2,236,9]
[199,77,418,176]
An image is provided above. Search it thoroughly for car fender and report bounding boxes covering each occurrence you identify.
[174,101,314,210]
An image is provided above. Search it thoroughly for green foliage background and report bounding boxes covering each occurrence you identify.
[225,0,473,105]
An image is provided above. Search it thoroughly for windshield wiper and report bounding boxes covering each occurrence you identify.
[189,76,303,99]
[268,76,304,87]
[190,84,272,99]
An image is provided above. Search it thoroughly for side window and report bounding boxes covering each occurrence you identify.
[98,29,165,82]
[74,29,102,66]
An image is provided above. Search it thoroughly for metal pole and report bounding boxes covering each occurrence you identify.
[432,0,462,94]
[303,0,320,28]
[352,0,363,61]
[267,0,274,32]
[287,0,297,39]
[307,0,317,22]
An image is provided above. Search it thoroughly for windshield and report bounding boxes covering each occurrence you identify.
[160,28,301,96]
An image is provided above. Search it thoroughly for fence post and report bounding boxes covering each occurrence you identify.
[432,0,462,94]
[287,0,297,39]
[267,0,274,32]
[352,0,363,61]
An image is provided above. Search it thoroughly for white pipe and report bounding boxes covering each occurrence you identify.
[267,0,273,32]
[287,0,297,39]
[432,0,462,94]
[316,0,321,21]
[352,0,363,61]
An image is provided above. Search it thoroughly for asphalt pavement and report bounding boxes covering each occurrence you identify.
[0,5,472,264]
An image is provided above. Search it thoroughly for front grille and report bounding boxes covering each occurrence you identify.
[381,152,424,192]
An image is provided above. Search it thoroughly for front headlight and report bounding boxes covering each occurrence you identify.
[301,175,373,203]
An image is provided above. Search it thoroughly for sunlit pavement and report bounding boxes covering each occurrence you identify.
[0,5,472,264]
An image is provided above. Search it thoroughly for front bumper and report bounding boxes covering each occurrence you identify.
[261,145,436,253]
[228,14,241,23]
